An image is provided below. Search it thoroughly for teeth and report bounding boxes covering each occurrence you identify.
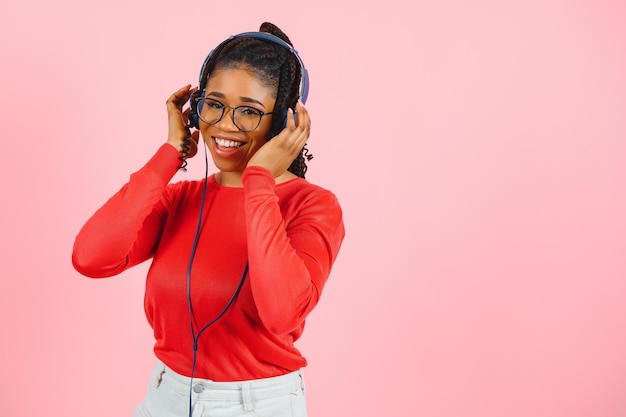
[215,138,242,148]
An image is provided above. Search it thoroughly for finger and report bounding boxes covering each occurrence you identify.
[166,85,194,107]
[294,105,311,140]
[166,85,190,101]
[279,126,308,158]
[182,108,191,124]
[294,102,310,132]
[187,131,200,158]
[285,108,297,130]
[190,130,200,144]
[293,129,309,151]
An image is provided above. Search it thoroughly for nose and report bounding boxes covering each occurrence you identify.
[215,107,239,131]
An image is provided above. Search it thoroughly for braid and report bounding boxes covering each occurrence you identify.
[267,54,294,139]
[273,57,312,178]
[196,22,312,178]
[288,145,313,178]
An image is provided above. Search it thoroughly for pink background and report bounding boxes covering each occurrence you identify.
[1,1,625,416]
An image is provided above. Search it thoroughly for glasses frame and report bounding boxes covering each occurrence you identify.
[194,97,277,132]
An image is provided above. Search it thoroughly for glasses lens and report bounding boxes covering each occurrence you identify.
[233,107,262,132]
[197,98,225,124]
[196,99,264,131]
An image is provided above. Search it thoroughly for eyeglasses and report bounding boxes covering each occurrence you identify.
[195,97,275,132]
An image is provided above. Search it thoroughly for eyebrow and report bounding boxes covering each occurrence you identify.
[206,91,266,108]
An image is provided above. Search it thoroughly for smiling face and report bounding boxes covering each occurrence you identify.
[199,67,277,185]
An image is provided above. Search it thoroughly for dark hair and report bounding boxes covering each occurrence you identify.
[195,22,312,178]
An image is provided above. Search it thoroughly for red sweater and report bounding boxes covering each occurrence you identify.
[72,144,344,381]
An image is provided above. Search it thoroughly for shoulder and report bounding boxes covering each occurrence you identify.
[162,175,220,202]
[279,180,345,254]
[277,179,343,220]
[279,178,339,201]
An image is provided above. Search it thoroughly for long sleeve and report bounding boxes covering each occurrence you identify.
[72,144,182,278]
[242,166,345,335]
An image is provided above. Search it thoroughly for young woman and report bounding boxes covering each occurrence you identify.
[72,22,344,417]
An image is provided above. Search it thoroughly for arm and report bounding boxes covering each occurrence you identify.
[72,86,199,278]
[71,144,181,277]
[243,167,345,334]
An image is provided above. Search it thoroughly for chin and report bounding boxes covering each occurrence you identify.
[212,158,247,173]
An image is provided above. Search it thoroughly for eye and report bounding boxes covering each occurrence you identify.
[205,98,225,109]
[238,106,262,117]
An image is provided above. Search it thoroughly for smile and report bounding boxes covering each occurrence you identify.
[214,137,244,148]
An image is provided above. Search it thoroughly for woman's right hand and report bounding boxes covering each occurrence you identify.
[166,85,200,159]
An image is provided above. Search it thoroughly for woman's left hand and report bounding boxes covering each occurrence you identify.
[247,102,310,178]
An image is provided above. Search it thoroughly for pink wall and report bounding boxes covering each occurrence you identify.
[1,1,625,416]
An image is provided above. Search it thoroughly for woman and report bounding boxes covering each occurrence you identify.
[72,22,344,417]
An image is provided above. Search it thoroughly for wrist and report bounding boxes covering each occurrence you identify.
[167,138,184,153]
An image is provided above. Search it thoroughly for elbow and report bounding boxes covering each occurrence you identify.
[257,302,306,335]
[263,318,301,336]
[71,252,104,278]
[260,291,320,336]
[71,248,124,279]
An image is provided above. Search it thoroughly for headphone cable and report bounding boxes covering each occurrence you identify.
[184,139,249,416]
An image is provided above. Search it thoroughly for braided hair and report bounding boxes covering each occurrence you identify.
[192,22,312,178]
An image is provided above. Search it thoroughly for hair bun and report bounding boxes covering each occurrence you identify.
[259,22,293,46]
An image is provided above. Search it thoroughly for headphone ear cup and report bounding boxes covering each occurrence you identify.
[280,109,288,129]
[189,90,202,129]
[281,108,297,129]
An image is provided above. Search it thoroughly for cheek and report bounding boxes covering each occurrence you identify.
[199,126,214,143]
[257,119,275,142]
[247,122,273,149]
[246,135,266,156]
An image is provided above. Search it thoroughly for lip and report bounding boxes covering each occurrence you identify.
[211,136,246,157]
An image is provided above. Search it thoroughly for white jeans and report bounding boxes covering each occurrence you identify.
[133,360,308,417]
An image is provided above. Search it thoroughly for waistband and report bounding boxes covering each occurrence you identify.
[156,360,305,401]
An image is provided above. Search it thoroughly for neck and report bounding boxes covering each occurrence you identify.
[216,171,244,187]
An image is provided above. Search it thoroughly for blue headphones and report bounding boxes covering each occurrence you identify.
[189,31,310,129]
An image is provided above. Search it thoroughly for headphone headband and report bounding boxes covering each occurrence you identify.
[197,31,309,104]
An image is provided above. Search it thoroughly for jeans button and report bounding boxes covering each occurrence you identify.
[193,384,203,393]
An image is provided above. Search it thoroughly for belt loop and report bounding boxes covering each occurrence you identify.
[299,370,305,392]
[242,383,253,412]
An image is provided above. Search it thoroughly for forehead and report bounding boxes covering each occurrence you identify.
[205,68,277,102]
